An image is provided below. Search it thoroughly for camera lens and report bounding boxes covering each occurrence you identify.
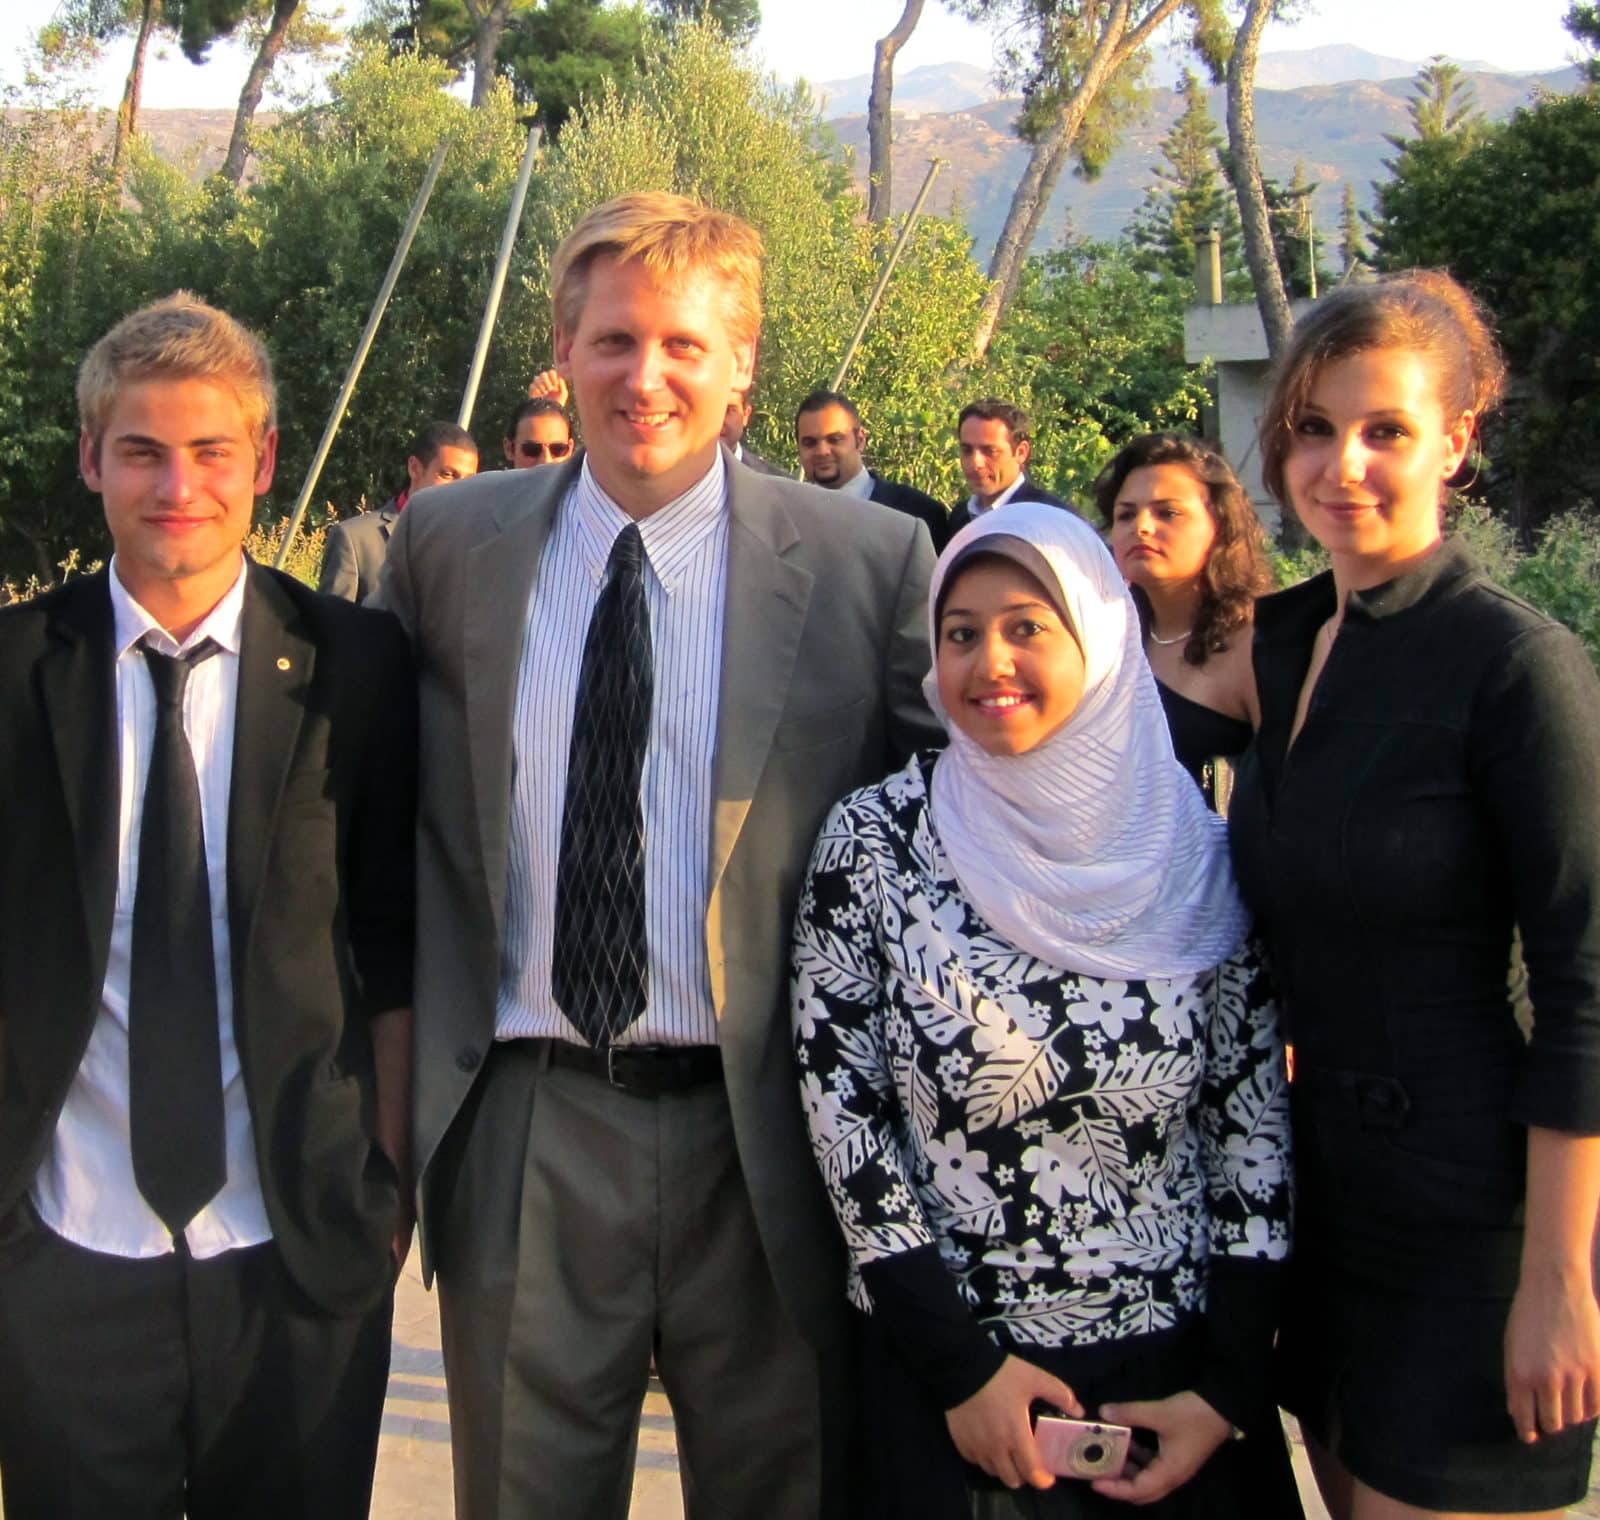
[1082,1442,1105,1464]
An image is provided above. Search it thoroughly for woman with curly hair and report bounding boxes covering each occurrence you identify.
[1093,435,1271,804]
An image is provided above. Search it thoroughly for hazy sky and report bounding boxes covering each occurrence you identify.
[0,0,1582,112]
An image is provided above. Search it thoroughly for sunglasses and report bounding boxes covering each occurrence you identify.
[518,439,573,462]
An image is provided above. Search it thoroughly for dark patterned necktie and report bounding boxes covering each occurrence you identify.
[129,638,226,1236]
[552,524,654,1048]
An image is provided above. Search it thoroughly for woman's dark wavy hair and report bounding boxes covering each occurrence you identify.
[1091,432,1271,667]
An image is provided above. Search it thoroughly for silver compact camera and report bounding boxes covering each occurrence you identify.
[1032,1412,1133,1479]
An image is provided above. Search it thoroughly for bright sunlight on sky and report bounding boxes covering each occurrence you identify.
[0,0,1581,112]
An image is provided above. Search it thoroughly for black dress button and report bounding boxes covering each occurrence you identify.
[456,1046,481,1073]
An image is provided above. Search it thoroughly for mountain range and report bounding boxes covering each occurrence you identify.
[818,53,1581,258]
[126,46,1582,265]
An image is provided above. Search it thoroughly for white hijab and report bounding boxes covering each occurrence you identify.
[925,500,1249,979]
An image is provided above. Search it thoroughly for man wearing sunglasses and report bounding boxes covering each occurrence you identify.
[503,397,575,470]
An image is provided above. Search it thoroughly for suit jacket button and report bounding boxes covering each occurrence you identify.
[456,1046,481,1073]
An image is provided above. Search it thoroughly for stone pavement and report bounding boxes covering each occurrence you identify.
[372,1246,1333,1520]
[373,1249,1600,1519]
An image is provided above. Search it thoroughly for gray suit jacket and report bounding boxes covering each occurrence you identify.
[375,452,940,1350]
[734,445,786,477]
[318,500,400,604]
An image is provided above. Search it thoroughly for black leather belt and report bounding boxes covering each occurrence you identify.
[529,1038,723,1097]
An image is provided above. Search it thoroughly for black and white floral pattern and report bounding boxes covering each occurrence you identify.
[791,753,1292,1351]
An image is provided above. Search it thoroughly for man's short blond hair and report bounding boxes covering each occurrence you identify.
[550,192,764,348]
[77,291,277,457]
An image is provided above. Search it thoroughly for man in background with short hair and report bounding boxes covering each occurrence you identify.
[318,419,478,604]
[721,389,783,475]
[502,396,574,470]
[795,388,949,550]
[949,397,1072,539]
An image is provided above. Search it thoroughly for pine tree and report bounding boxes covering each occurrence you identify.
[1126,69,1246,295]
[1338,181,1369,277]
[1262,161,1328,299]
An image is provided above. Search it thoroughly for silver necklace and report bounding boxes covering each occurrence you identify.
[1148,627,1193,646]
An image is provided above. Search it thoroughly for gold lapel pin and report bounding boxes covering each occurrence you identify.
[276,657,292,672]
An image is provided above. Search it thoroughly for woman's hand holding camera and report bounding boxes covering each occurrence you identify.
[1091,1390,1232,1506]
[945,1355,1082,1491]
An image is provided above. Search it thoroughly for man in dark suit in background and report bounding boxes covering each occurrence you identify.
[0,293,416,1520]
[948,397,1074,540]
[720,388,784,475]
[794,388,951,550]
[318,418,478,603]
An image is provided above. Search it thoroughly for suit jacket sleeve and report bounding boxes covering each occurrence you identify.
[318,522,361,603]
[344,609,418,1017]
[884,522,944,763]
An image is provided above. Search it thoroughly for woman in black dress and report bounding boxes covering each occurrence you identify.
[791,501,1300,1518]
[1094,435,1270,804]
[1230,269,1600,1518]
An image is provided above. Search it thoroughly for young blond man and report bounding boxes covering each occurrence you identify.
[0,292,416,1519]
[376,192,941,1518]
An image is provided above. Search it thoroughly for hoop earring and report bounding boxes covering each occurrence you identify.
[1446,443,1482,494]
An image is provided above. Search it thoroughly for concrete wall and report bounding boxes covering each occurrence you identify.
[1183,298,1317,537]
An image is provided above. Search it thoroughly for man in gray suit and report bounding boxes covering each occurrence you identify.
[317,421,477,603]
[375,192,938,1519]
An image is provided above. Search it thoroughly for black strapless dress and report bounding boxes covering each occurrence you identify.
[1156,681,1252,808]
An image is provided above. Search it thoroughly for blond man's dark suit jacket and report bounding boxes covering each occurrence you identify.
[377,453,940,1358]
[0,562,416,1315]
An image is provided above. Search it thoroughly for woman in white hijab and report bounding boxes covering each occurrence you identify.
[790,502,1298,1519]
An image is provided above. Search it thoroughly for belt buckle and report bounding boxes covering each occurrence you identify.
[605,1044,646,1095]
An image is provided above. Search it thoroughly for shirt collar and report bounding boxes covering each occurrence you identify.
[109,553,248,661]
[964,473,1027,517]
[837,467,875,502]
[569,452,728,595]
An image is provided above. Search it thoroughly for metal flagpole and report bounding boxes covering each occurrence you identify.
[457,121,541,430]
[274,137,453,569]
[826,157,945,394]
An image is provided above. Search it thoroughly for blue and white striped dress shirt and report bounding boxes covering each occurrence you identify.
[495,454,728,1048]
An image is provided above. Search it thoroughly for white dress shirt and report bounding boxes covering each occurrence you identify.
[963,472,1028,519]
[32,556,273,1259]
[836,467,875,502]
[496,455,728,1048]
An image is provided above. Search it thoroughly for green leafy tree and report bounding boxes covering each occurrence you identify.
[1568,3,1600,85]
[651,0,759,42]
[498,0,652,135]
[1125,69,1246,296]
[952,0,1232,360]
[984,237,1212,500]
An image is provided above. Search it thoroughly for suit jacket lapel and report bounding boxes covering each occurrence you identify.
[464,460,572,933]
[707,470,814,1007]
[39,575,119,991]
[228,563,314,986]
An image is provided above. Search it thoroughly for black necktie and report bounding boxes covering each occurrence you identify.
[552,524,654,1049]
[129,638,226,1236]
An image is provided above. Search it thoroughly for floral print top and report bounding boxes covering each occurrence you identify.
[791,753,1292,1352]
